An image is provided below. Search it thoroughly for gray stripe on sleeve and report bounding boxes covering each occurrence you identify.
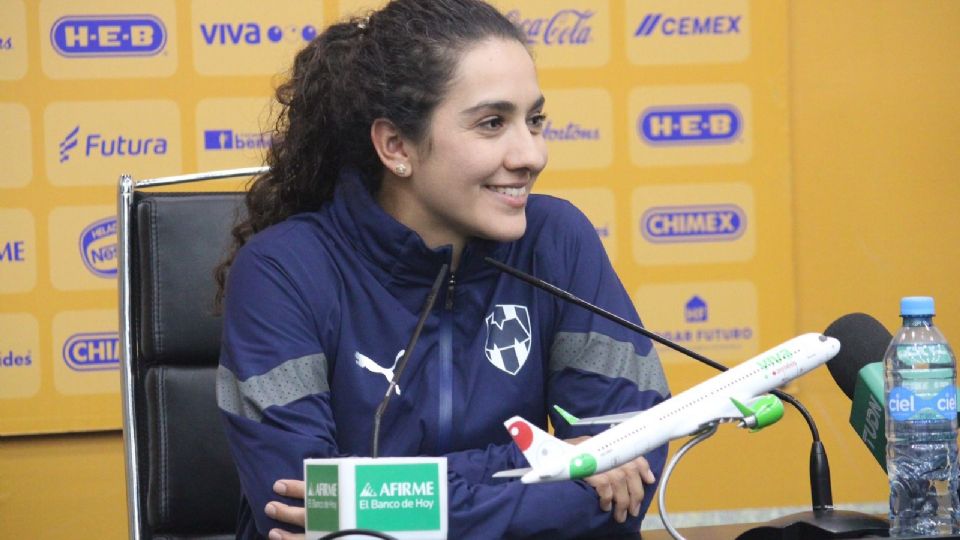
[217,353,330,422]
[550,331,669,396]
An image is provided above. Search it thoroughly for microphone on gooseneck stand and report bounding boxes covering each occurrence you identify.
[370,263,448,459]
[483,256,888,539]
[824,313,895,471]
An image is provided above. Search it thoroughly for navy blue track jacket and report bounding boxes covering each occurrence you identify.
[218,171,670,538]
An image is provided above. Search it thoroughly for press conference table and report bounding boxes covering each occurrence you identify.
[639,523,960,539]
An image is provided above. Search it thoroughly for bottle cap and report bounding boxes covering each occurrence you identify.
[900,296,935,316]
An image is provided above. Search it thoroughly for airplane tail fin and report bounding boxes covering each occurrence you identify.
[503,416,572,471]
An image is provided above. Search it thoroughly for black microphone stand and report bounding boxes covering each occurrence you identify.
[371,264,448,458]
[484,257,889,539]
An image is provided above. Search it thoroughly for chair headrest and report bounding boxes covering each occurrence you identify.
[135,192,246,366]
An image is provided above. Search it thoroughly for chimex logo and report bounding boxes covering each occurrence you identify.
[641,204,746,243]
[57,125,168,162]
[505,9,593,46]
[51,15,167,57]
[199,21,318,46]
[63,332,119,371]
[639,105,741,145]
[203,129,271,151]
[634,13,742,38]
[79,217,117,278]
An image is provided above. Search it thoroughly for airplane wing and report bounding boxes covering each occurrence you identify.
[663,393,785,438]
[554,405,639,426]
[492,467,531,478]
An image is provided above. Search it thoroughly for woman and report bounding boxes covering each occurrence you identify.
[216,1,670,538]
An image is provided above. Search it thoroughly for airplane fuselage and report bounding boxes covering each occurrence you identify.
[519,333,839,483]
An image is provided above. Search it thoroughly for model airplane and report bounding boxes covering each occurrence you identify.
[493,333,840,483]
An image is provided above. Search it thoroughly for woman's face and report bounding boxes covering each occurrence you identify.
[386,37,548,255]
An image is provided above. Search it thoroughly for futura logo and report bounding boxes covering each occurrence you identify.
[59,126,80,163]
[355,350,404,395]
[484,305,532,375]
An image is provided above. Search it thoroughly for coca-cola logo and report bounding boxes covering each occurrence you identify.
[506,9,593,46]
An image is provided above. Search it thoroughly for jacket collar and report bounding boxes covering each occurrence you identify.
[332,168,506,285]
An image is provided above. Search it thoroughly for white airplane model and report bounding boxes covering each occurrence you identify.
[494,333,839,484]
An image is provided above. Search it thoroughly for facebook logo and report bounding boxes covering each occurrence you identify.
[204,130,234,150]
[203,129,270,151]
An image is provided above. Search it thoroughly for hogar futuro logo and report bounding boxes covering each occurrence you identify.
[505,9,594,46]
[63,332,119,371]
[79,217,117,278]
[639,104,741,145]
[685,296,708,324]
[641,204,746,243]
[51,14,167,57]
[634,13,742,38]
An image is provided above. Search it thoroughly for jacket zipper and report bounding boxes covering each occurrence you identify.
[437,270,455,453]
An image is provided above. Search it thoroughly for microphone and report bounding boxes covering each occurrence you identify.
[371,263,448,458]
[484,257,888,538]
[823,313,893,471]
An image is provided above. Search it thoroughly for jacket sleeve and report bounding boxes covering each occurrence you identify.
[218,242,647,539]
[539,199,672,531]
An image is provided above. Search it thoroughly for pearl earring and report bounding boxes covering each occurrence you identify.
[394,164,408,176]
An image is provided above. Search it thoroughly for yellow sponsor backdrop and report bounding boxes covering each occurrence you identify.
[4,0,959,536]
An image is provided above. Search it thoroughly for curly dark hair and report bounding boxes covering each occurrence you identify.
[214,0,527,307]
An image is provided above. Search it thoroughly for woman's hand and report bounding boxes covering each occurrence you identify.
[264,479,306,540]
[566,435,656,523]
[584,455,655,523]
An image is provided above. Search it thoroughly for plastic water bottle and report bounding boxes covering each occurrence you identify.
[885,296,959,536]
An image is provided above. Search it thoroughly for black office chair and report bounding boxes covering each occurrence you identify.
[118,167,266,540]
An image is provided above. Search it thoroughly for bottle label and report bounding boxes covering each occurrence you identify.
[897,343,952,366]
[888,382,957,422]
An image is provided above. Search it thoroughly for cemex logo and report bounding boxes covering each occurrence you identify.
[634,13,742,38]
[641,204,746,243]
[63,332,120,371]
[199,22,318,46]
[639,105,741,145]
[685,296,708,324]
[51,15,167,57]
[204,129,271,151]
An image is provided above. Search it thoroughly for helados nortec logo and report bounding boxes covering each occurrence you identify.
[79,217,117,278]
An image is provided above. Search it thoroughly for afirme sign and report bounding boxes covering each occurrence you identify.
[304,457,448,540]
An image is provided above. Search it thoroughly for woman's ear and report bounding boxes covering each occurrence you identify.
[371,118,413,178]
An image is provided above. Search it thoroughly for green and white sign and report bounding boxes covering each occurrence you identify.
[304,457,448,540]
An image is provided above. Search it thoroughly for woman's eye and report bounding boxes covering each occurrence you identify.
[480,117,504,130]
[528,113,547,129]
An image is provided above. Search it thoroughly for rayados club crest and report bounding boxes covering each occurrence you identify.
[483,304,532,375]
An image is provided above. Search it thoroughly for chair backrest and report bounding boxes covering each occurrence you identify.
[119,169,263,540]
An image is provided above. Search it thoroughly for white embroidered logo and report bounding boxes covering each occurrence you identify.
[484,304,532,375]
[355,350,404,395]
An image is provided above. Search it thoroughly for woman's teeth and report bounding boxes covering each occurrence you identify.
[489,186,526,197]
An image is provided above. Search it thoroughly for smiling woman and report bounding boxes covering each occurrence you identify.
[213,1,669,539]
